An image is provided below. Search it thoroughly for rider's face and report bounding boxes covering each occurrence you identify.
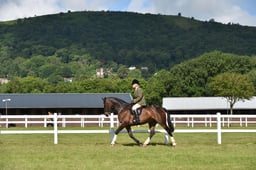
[132,83,138,89]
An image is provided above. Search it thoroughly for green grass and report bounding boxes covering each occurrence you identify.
[0,127,256,170]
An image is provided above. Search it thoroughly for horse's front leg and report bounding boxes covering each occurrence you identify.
[143,122,156,147]
[111,125,125,146]
[126,126,142,146]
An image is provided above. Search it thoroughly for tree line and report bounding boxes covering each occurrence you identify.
[1,11,256,80]
[1,51,255,108]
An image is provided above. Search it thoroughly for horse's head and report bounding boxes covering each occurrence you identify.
[102,97,128,117]
[102,97,114,117]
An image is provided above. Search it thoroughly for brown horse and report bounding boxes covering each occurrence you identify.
[102,97,176,146]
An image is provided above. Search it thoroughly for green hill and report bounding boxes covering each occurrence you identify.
[0,11,256,78]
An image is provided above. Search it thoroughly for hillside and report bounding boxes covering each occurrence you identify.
[0,11,256,78]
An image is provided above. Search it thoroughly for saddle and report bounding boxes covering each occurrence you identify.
[131,106,146,125]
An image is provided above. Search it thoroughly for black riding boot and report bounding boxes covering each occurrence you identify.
[132,109,140,125]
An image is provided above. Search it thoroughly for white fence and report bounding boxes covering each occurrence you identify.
[0,114,119,128]
[172,114,256,127]
[1,113,256,128]
[1,113,256,145]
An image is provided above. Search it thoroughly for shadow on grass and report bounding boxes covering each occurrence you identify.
[121,142,169,147]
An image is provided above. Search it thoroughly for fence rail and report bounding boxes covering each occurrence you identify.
[1,114,256,128]
[172,114,256,127]
[0,114,120,128]
[1,113,256,145]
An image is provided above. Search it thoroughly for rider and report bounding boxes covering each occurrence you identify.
[131,79,146,124]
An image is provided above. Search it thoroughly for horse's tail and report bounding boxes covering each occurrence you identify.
[163,108,174,133]
[153,105,174,133]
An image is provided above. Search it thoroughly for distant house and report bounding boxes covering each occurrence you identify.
[0,93,132,115]
[128,66,136,70]
[96,68,112,78]
[63,78,73,83]
[0,78,9,84]
[141,67,148,70]
[96,68,104,78]
[162,97,256,114]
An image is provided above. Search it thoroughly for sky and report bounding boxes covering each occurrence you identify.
[0,0,256,27]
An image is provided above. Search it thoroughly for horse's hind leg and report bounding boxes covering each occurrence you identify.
[143,122,156,147]
[126,126,141,146]
[164,127,176,146]
[158,114,176,146]
[170,136,176,146]
[158,121,176,146]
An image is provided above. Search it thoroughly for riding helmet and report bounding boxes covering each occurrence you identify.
[132,79,140,85]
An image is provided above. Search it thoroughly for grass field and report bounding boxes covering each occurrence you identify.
[0,127,256,170]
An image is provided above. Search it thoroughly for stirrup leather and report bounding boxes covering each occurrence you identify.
[132,109,140,124]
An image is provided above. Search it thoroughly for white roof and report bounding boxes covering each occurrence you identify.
[162,97,256,110]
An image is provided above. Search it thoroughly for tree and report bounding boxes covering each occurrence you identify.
[168,51,255,97]
[145,70,172,105]
[117,65,128,79]
[247,69,256,91]
[5,76,49,93]
[208,73,255,115]
[127,69,142,79]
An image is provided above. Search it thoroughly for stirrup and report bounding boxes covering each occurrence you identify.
[133,118,139,125]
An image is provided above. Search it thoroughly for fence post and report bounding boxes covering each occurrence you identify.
[5,117,8,128]
[25,115,28,128]
[210,116,212,127]
[54,113,58,144]
[62,117,66,127]
[217,112,221,144]
[43,117,45,127]
[109,113,115,143]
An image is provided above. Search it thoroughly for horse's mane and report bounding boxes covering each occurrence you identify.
[108,97,129,105]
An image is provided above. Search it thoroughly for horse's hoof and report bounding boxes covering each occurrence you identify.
[143,144,147,147]
[172,143,177,147]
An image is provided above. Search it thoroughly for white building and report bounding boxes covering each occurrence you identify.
[162,97,256,114]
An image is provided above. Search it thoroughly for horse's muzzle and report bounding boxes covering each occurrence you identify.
[104,112,110,117]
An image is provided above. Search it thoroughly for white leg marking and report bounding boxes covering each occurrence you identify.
[170,137,176,146]
[165,112,169,128]
[111,134,117,145]
[143,137,151,146]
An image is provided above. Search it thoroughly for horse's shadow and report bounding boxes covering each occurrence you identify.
[121,142,168,147]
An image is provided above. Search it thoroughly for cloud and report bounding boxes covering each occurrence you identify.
[0,0,114,21]
[0,0,60,20]
[0,0,130,21]
[127,0,154,13]
[127,0,256,26]
[60,0,110,11]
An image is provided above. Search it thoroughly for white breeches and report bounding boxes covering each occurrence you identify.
[132,103,141,110]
